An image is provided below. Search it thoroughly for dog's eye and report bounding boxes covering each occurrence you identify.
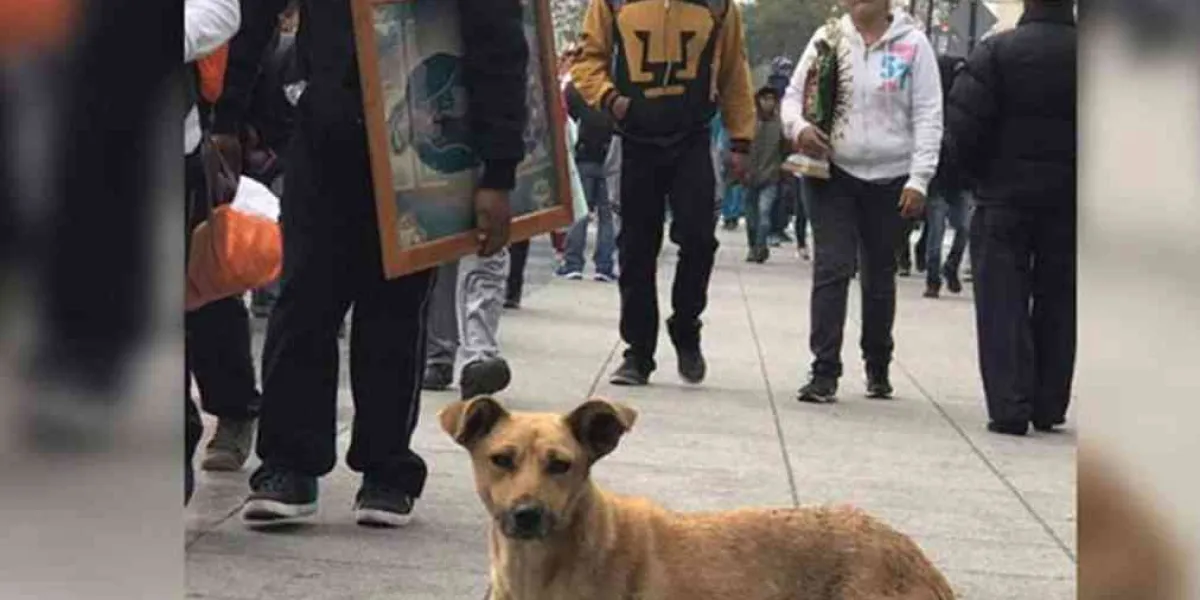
[491,454,516,470]
[546,458,572,475]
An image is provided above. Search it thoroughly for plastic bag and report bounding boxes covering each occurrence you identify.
[185,176,282,311]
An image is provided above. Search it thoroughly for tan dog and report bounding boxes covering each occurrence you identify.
[439,397,956,600]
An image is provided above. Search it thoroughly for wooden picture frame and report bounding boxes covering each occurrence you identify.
[350,0,574,279]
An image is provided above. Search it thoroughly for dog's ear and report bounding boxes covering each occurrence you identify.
[439,396,509,448]
[565,398,637,463]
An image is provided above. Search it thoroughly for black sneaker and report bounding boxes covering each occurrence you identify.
[421,363,454,392]
[354,479,416,528]
[923,283,940,299]
[460,357,512,399]
[610,357,651,386]
[944,267,963,294]
[503,295,521,309]
[797,376,838,403]
[987,420,1029,437]
[201,417,256,472]
[242,466,318,528]
[865,368,894,399]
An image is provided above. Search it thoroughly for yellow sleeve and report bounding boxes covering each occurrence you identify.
[715,2,756,150]
[570,0,618,110]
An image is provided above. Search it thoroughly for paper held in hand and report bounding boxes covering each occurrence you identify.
[784,153,830,179]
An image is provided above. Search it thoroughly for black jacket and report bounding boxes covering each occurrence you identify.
[213,0,529,190]
[946,2,1076,208]
[565,82,614,164]
[930,54,967,196]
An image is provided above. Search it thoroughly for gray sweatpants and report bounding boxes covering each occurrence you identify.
[426,249,510,373]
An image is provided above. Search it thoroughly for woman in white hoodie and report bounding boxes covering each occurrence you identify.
[782,0,942,403]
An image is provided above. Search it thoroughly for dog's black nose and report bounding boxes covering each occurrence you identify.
[503,503,550,539]
[512,505,544,531]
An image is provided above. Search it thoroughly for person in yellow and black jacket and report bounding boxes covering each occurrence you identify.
[571,0,756,387]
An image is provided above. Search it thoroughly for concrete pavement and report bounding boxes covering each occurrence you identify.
[186,226,1077,599]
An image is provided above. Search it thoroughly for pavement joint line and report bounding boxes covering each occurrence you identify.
[893,360,1078,564]
[734,265,802,509]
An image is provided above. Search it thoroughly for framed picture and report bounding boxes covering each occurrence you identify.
[350,0,574,279]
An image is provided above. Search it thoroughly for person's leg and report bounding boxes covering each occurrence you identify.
[559,168,593,277]
[614,139,669,378]
[805,168,860,390]
[856,178,905,393]
[742,185,762,254]
[756,184,779,258]
[187,295,261,471]
[505,240,530,307]
[895,219,915,275]
[923,194,949,293]
[422,260,459,390]
[593,176,618,279]
[971,205,1036,432]
[1030,205,1077,429]
[457,250,512,398]
[244,129,357,525]
[666,134,719,383]
[793,177,809,249]
[914,220,928,273]
[347,265,435,526]
[188,297,260,420]
[944,193,969,287]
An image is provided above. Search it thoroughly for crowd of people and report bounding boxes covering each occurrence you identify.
[184,0,1076,528]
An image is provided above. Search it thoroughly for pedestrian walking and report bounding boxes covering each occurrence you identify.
[922,53,971,299]
[213,0,528,527]
[947,0,1077,436]
[742,87,789,264]
[782,0,943,403]
[558,80,618,282]
[573,0,756,386]
[184,0,247,504]
[422,252,515,399]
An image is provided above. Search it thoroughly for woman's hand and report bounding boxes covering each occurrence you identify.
[898,188,926,219]
[796,126,832,160]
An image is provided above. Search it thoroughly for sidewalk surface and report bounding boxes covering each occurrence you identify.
[186,226,1077,599]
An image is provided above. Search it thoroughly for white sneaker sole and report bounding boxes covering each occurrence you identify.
[241,499,318,528]
[354,507,413,528]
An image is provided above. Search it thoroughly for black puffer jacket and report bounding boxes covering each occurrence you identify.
[946,2,1076,208]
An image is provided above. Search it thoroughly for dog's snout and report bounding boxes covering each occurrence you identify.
[513,505,543,529]
[502,502,553,540]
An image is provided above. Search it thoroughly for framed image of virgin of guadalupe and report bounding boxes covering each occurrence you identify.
[350,0,573,279]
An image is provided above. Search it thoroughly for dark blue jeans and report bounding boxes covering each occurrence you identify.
[744,183,778,249]
[925,189,970,287]
[563,161,617,274]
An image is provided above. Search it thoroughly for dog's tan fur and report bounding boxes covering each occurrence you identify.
[440,397,956,600]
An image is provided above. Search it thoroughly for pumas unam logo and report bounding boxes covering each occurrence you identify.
[617,1,715,98]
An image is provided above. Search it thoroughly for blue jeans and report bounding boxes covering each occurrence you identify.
[722,182,745,222]
[925,189,970,287]
[744,183,778,249]
[563,161,616,274]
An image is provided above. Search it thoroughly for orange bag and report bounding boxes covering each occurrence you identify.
[196,42,229,104]
[185,142,282,312]
[186,205,282,311]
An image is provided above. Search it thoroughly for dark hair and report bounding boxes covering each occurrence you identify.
[755,87,779,101]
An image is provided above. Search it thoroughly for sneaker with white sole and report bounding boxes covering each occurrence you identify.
[354,480,416,528]
[555,265,584,280]
[593,270,617,283]
[241,465,318,528]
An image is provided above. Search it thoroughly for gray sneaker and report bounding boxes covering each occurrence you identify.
[201,417,256,472]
